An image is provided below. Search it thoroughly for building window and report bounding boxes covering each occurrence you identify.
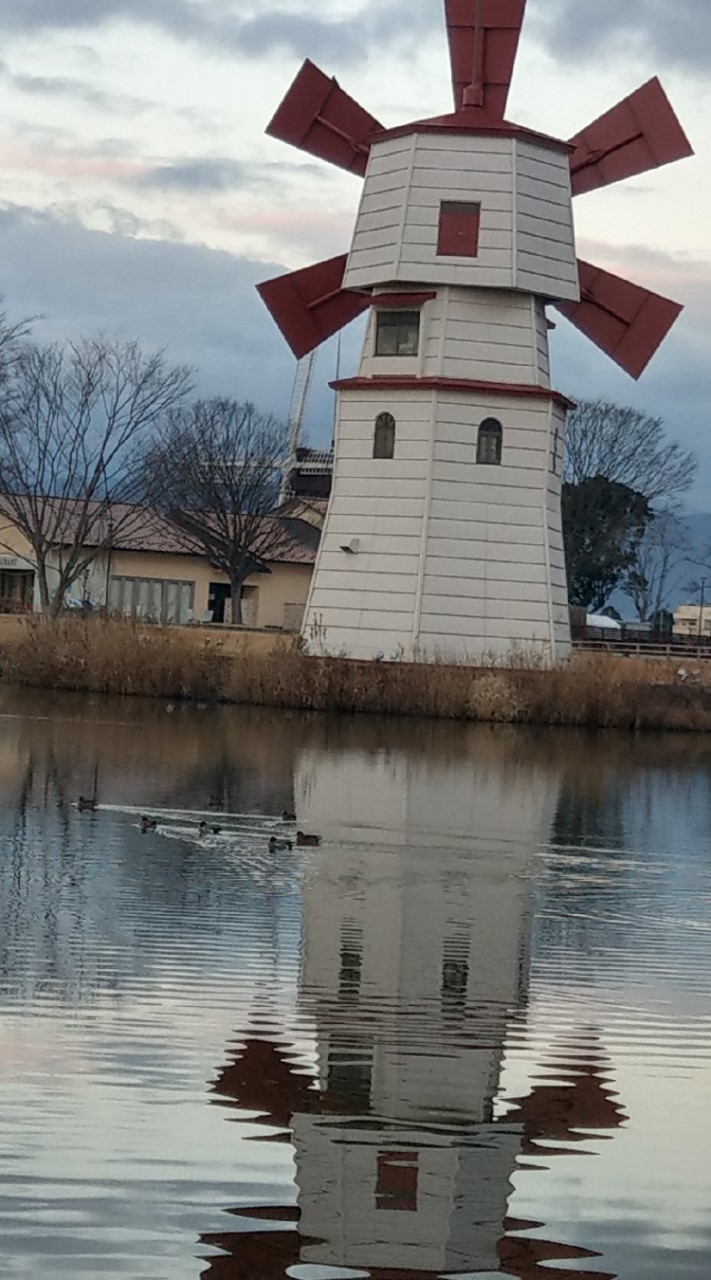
[376,1152,419,1212]
[109,576,195,625]
[327,1041,373,1106]
[437,201,481,257]
[477,418,503,466]
[375,310,420,357]
[373,412,396,459]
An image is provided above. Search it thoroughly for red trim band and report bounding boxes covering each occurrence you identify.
[330,375,575,410]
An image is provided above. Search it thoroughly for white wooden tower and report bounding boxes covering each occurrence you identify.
[259,2,692,664]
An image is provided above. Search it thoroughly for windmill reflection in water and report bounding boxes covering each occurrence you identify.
[197,745,625,1280]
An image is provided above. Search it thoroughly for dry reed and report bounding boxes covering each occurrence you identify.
[2,615,710,732]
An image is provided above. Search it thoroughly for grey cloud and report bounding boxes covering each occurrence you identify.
[136,158,248,192]
[134,156,328,193]
[531,0,711,73]
[1,0,709,76]
[0,0,437,67]
[0,202,339,428]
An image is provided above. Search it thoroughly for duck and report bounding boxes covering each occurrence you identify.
[77,796,97,812]
[269,836,293,852]
[296,831,322,847]
[140,816,158,832]
[199,820,222,837]
[282,809,297,823]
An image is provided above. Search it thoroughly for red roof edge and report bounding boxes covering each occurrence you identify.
[331,374,575,410]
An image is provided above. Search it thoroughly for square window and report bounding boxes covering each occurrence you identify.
[375,310,420,357]
[376,1152,419,1212]
[437,201,481,257]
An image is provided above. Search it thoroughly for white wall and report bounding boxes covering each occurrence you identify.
[345,132,578,302]
[289,739,562,1275]
[303,383,571,663]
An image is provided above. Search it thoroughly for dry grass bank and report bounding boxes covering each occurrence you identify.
[1,615,710,732]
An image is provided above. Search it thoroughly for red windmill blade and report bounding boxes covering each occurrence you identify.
[259,0,693,379]
[266,58,382,177]
[555,260,683,380]
[258,255,369,361]
[570,77,694,197]
[444,0,527,115]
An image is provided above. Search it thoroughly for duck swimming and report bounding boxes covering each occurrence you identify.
[269,836,293,852]
[140,816,158,832]
[282,810,296,823]
[296,831,321,847]
[77,796,97,812]
[199,820,222,837]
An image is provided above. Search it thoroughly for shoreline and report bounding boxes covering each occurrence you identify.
[1,615,710,733]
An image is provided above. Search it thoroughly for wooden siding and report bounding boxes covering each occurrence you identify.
[345,133,578,304]
[515,141,578,302]
[303,387,572,664]
[358,288,551,388]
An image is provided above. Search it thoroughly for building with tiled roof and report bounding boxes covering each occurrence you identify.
[0,499,320,630]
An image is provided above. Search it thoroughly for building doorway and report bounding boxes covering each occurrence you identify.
[208,582,231,623]
[0,569,34,613]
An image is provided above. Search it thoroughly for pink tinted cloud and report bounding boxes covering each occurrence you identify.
[0,139,147,183]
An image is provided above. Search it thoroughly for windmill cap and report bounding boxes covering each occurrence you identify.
[370,111,574,155]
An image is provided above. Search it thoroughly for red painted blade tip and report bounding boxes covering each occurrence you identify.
[557,259,683,379]
[570,75,694,197]
[258,255,369,360]
[265,59,381,176]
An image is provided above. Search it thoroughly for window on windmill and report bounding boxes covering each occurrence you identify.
[437,201,481,257]
[373,412,396,459]
[375,1151,419,1212]
[477,418,503,466]
[375,310,420,357]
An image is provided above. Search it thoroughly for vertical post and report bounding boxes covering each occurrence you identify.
[699,576,707,645]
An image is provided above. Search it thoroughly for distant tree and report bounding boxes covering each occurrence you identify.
[564,400,697,501]
[623,509,691,622]
[562,400,696,613]
[0,335,192,614]
[562,477,651,612]
[144,399,288,624]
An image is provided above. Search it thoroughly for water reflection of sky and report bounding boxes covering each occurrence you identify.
[0,690,710,1278]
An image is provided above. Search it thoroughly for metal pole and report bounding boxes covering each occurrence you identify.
[699,576,707,644]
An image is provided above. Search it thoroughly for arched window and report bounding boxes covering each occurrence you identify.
[476,417,503,466]
[373,412,396,459]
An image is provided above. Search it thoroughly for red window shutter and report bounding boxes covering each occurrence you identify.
[437,201,481,257]
[376,1152,419,1211]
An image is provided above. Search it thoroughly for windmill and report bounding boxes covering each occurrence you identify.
[259,0,693,664]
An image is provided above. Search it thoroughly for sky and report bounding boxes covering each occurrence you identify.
[0,0,709,503]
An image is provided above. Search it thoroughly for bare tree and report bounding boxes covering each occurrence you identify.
[623,509,691,621]
[564,400,696,502]
[0,336,192,614]
[144,399,288,624]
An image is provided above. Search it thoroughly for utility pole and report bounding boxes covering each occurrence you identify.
[698,576,707,644]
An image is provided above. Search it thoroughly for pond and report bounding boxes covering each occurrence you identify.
[0,687,710,1279]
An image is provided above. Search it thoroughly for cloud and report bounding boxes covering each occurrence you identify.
[136,158,248,192]
[0,0,437,66]
[531,0,711,73]
[0,202,347,437]
[552,240,711,507]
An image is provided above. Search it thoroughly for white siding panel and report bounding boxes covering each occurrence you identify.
[428,511,544,536]
[409,168,513,193]
[425,554,547,578]
[422,578,549,603]
[314,570,420,594]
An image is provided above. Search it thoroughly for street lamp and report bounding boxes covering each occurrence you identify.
[698,576,707,644]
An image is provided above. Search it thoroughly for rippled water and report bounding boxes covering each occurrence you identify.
[0,689,710,1279]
